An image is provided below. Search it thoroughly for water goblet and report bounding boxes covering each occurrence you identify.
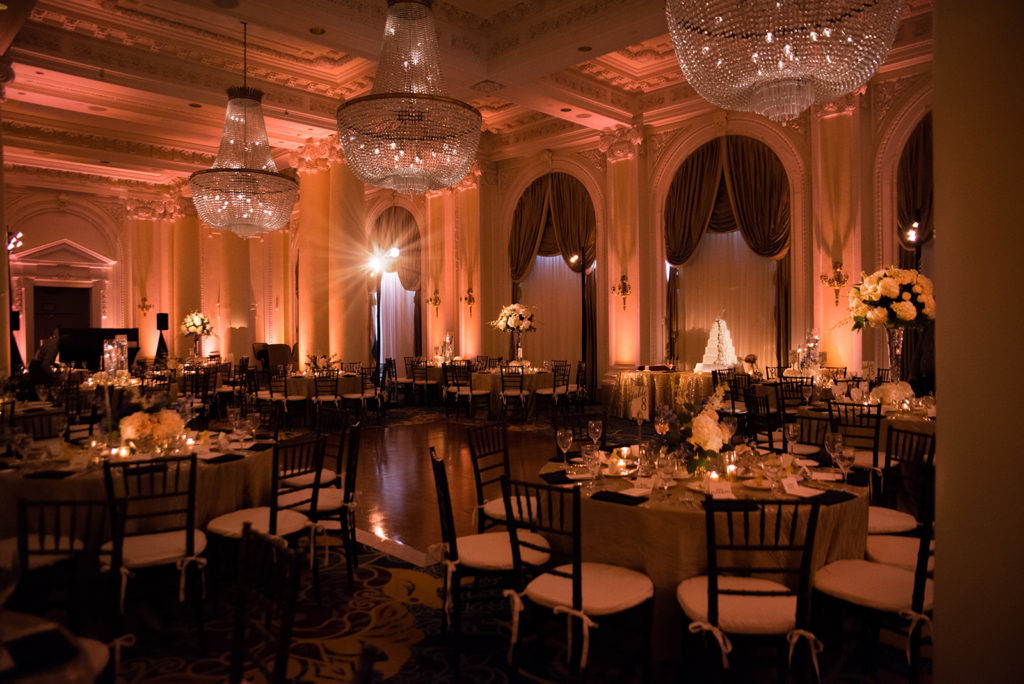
[587,419,603,447]
[836,445,855,484]
[656,451,677,490]
[36,385,49,404]
[762,454,783,493]
[721,416,738,446]
[556,428,573,465]
[784,422,800,454]
[824,431,844,474]
[801,384,813,404]
[226,406,242,435]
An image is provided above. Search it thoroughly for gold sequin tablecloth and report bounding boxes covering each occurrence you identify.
[608,370,715,420]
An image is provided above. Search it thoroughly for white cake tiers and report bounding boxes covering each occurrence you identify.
[695,318,738,372]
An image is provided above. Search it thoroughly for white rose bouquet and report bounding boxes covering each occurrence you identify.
[119,408,185,446]
[658,383,733,474]
[849,266,935,330]
[182,311,213,336]
[869,381,915,406]
[491,303,536,334]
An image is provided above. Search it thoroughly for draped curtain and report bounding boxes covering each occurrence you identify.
[508,173,598,394]
[371,206,421,291]
[380,272,415,363]
[519,255,582,369]
[664,135,792,367]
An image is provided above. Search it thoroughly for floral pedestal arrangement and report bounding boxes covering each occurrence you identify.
[849,266,935,381]
[491,303,535,364]
[182,311,213,362]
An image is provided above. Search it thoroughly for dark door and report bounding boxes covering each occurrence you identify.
[33,286,91,346]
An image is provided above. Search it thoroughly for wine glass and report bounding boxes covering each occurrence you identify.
[36,384,49,404]
[801,384,813,404]
[721,416,738,446]
[784,422,800,454]
[587,419,603,447]
[556,428,573,465]
[226,406,242,435]
[656,451,677,490]
[836,445,855,484]
[824,431,844,473]
[762,454,783,493]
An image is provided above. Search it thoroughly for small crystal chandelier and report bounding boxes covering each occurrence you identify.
[336,0,482,195]
[665,0,905,122]
[190,22,298,238]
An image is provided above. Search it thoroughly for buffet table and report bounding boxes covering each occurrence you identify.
[608,370,715,420]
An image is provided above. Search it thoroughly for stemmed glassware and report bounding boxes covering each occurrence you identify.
[784,422,800,455]
[36,385,49,404]
[801,384,813,404]
[556,428,573,465]
[587,419,603,448]
[836,445,855,484]
[761,453,782,493]
[656,451,677,490]
[721,416,738,447]
[226,406,242,435]
[824,431,844,474]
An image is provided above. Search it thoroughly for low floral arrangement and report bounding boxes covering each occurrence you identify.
[306,353,340,371]
[869,381,915,406]
[182,311,213,336]
[119,408,186,446]
[849,266,935,330]
[655,384,733,474]
[491,303,535,334]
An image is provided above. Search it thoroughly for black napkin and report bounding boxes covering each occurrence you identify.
[22,469,75,479]
[247,443,273,451]
[590,490,648,506]
[814,490,857,505]
[254,433,274,440]
[202,453,245,464]
[21,407,46,414]
[539,470,572,485]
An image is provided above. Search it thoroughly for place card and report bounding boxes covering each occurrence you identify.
[619,487,653,498]
[709,481,735,499]
[782,476,824,498]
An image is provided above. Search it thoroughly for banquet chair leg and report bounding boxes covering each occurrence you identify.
[189,562,208,656]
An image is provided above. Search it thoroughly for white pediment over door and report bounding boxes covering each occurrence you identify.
[11,239,117,269]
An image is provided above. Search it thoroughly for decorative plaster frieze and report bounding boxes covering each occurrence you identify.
[577,148,607,176]
[125,197,182,221]
[0,56,14,102]
[543,71,635,112]
[3,162,186,193]
[1,120,216,166]
[871,74,930,129]
[598,125,643,161]
[814,86,867,119]
[295,135,342,172]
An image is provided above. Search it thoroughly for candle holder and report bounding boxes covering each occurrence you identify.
[461,288,475,317]
[426,288,441,317]
[820,261,849,307]
[611,274,631,310]
[137,296,153,317]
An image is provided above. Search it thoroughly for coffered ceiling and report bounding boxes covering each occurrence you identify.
[0,0,934,196]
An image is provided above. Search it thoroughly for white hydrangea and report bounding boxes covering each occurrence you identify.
[879,277,900,299]
[891,300,918,321]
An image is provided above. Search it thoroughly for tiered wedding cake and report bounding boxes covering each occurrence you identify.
[695,318,738,372]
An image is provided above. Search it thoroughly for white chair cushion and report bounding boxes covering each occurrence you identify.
[852,448,877,469]
[483,496,537,522]
[78,637,110,677]
[502,390,529,399]
[0,535,84,570]
[281,468,337,488]
[868,506,918,534]
[525,562,653,617]
[456,531,550,571]
[756,429,784,446]
[341,392,378,400]
[677,575,796,635]
[287,487,347,513]
[207,507,310,538]
[101,530,206,569]
[866,535,934,573]
[814,559,933,613]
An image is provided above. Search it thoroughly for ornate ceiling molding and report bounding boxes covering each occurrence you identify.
[598,125,644,161]
[2,119,216,166]
[4,162,187,195]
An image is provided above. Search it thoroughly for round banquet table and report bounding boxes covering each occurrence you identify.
[0,441,275,539]
[537,459,868,672]
[470,369,552,417]
[608,370,715,421]
[0,611,96,684]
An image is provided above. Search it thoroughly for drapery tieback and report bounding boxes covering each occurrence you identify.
[786,629,824,681]
[899,609,933,664]
[553,605,598,669]
[441,555,460,619]
[688,621,733,669]
[118,567,134,614]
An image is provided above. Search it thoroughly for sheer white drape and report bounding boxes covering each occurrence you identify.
[676,231,776,370]
[380,271,415,363]
[518,255,581,367]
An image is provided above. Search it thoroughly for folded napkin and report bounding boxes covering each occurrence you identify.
[540,470,572,485]
[810,471,842,481]
[590,490,648,506]
[216,432,232,451]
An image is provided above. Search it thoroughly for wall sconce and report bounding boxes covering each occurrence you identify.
[426,288,441,317]
[137,296,153,317]
[611,274,631,310]
[819,261,849,306]
[461,287,475,317]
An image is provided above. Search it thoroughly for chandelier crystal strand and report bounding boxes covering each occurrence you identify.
[189,26,297,237]
[337,0,481,195]
[665,0,905,122]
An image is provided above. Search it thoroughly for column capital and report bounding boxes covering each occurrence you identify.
[598,125,644,162]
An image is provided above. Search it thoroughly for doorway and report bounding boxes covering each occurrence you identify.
[33,286,91,346]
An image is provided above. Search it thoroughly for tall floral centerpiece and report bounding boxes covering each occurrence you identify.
[849,266,935,382]
[182,311,213,360]
[655,384,733,475]
[491,303,535,364]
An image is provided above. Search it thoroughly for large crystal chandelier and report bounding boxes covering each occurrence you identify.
[190,23,297,238]
[336,0,482,195]
[665,0,904,122]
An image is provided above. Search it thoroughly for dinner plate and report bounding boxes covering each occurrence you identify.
[795,458,819,467]
[742,479,774,490]
[602,466,637,478]
[566,471,594,481]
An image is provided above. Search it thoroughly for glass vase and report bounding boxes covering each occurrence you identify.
[886,327,904,383]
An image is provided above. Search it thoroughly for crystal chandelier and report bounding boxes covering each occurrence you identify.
[190,23,297,238]
[665,0,905,122]
[336,0,482,195]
